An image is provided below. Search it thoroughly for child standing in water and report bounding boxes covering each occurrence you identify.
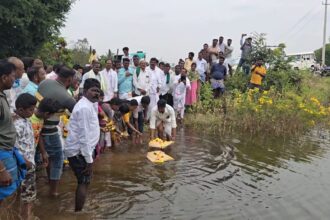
[13,93,38,220]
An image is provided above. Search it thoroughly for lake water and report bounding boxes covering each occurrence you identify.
[2,128,330,220]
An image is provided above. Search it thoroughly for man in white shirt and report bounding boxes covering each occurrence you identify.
[196,52,207,83]
[133,60,150,96]
[4,57,24,113]
[146,58,162,110]
[131,55,140,73]
[224,39,234,76]
[100,59,118,102]
[218,36,226,53]
[208,39,220,64]
[150,99,177,141]
[64,78,101,212]
[172,68,191,121]
[81,61,108,97]
[122,47,132,64]
[159,63,175,106]
[81,62,101,88]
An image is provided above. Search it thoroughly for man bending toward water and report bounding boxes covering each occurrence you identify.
[64,78,101,212]
[149,99,177,141]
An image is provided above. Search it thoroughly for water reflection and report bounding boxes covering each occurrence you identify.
[1,128,330,219]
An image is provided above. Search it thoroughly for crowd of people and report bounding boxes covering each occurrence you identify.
[0,34,267,218]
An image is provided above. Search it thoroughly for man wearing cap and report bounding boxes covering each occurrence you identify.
[237,34,252,75]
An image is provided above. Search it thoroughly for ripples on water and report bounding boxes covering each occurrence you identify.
[2,129,330,220]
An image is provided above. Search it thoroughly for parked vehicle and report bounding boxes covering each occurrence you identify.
[320,66,330,76]
[286,52,317,70]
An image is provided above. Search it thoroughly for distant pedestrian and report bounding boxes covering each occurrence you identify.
[200,43,210,63]
[186,63,199,106]
[196,52,207,83]
[23,66,46,96]
[122,47,132,64]
[133,60,150,96]
[118,58,134,99]
[218,36,226,53]
[88,49,99,64]
[210,56,227,98]
[147,58,162,110]
[159,63,175,106]
[173,68,190,123]
[132,55,140,73]
[249,58,267,90]
[208,39,220,64]
[224,39,234,76]
[100,59,118,101]
[184,52,195,72]
[237,34,252,75]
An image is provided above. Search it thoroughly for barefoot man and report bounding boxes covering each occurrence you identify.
[64,78,101,212]
[149,99,177,141]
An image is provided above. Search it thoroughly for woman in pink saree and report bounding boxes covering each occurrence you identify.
[185,63,199,106]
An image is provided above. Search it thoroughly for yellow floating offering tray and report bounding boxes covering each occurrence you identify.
[121,131,129,137]
[148,138,174,149]
[147,150,174,163]
[100,121,116,132]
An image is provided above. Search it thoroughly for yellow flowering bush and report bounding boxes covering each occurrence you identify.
[228,87,330,134]
[188,73,330,137]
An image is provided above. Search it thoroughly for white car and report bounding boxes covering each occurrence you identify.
[286,52,317,70]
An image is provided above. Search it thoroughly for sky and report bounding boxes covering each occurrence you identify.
[61,0,327,63]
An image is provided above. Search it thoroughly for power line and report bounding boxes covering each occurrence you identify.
[286,8,321,40]
[278,5,319,42]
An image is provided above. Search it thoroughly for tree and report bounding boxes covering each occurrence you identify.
[271,43,292,71]
[249,33,291,71]
[0,0,73,58]
[71,38,90,66]
[37,35,73,66]
[314,43,330,66]
[249,33,273,64]
[99,50,114,64]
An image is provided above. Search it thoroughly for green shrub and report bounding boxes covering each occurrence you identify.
[186,71,330,137]
[225,73,250,93]
[264,70,303,92]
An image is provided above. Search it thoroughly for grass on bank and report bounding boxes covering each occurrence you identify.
[186,70,330,137]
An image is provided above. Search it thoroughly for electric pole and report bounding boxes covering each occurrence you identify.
[322,0,329,66]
